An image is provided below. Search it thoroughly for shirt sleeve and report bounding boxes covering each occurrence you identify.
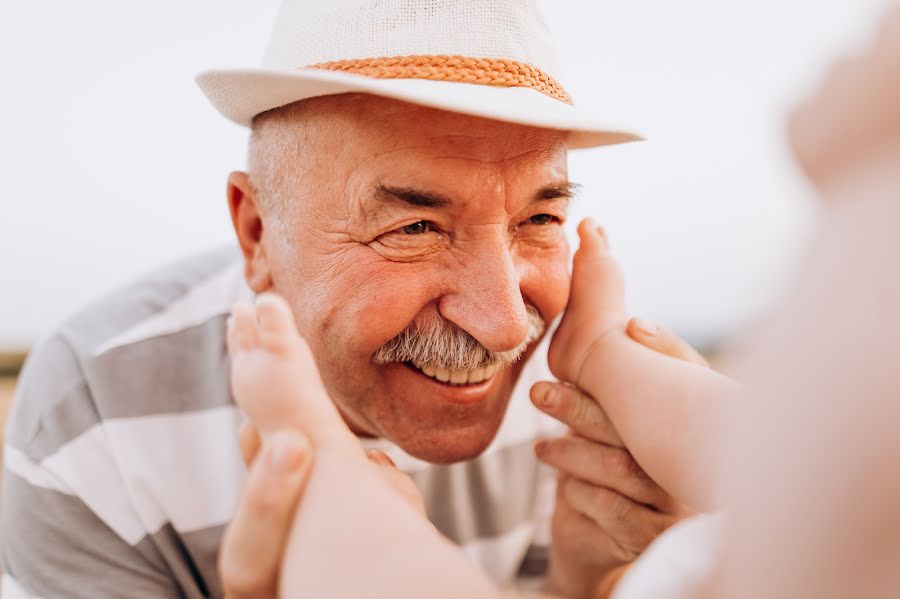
[512,410,565,590]
[1,335,182,599]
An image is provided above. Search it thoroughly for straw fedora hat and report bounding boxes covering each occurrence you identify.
[196,0,642,149]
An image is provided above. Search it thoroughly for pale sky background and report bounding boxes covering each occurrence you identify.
[0,0,896,351]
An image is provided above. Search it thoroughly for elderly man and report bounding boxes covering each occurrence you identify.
[1,1,696,598]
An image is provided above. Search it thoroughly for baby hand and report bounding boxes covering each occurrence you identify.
[548,220,628,387]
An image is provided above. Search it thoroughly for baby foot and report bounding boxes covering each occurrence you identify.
[548,219,628,386]
[227,293,362,457]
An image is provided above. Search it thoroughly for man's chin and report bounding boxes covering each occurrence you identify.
[391,426,499,464]
[366,360,521,464]
[374,391,510,464]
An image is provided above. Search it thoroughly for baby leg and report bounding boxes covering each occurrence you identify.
[226,292,362,457]
[548,220,735,510]
[548,219,628,387]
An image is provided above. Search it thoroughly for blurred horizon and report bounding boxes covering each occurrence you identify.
[1,0,896,353]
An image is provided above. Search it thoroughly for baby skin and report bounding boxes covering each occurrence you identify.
[224,219,735,597]
[227,220,735,532]
[545,220,737,511]
[227,293,500,598]
[227,294,365,459]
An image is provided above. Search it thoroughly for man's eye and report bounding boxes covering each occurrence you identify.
[528,214,558,225]
[401,221,432,235]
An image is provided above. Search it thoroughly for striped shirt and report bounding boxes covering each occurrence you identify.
[1,248,564,598]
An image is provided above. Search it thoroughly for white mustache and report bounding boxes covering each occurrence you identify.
[372,306,545,371]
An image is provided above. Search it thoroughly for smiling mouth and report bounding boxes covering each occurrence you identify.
[404,361,501,386]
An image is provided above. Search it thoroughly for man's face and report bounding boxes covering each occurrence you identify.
[255,95,571,463]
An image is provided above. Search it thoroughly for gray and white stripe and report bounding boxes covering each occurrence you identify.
[2,247,562,597]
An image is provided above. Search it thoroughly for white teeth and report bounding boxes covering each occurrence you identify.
[413,362,501,385]
[450,369,468,384]
[484,364,500,379]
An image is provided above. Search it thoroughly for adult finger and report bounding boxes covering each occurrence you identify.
[593,564,634,599]
[376,465,427,517]
[220,430,312,599]
[531,381,623,447]
[535,436,665,507]
[237,421,262,467]
[366,449,396,467]
[552,489,624,569]
[364,450,426,515]
[626,317,709,367]
[561,477,672,562]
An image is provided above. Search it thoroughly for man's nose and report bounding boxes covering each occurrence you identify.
[437,242,530,353]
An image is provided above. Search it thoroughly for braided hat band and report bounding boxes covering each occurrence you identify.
[197,0,642,147]
[306,55,574,106]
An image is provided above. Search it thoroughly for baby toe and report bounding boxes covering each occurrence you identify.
[570,223,626,313]
[575,219,612,261]
[255,293,303,351]
[231,301,261,351]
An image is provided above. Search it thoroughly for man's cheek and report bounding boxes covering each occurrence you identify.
[331,261,444,352]
[521,254,570,320]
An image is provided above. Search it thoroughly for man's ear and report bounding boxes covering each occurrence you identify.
[227,171,273,292]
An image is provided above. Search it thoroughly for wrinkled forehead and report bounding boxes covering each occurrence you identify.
[254,93,568,167]
[366,100,568,163]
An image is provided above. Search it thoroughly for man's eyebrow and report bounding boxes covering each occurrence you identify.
[532,181,581,203]
[374,184,452,208]
[373,182,579,209]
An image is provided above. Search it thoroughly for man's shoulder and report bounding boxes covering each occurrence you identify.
[8,247,244,454]
[2,248,246,599]
[58,246,241,358]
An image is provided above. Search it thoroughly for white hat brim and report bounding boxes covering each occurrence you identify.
[196,67,643,150]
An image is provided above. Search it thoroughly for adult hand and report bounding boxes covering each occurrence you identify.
[220,423,427,599]
[235,422,426,518]
[220,430,313,599]
[789,5,900,190]
[534,317,704,599]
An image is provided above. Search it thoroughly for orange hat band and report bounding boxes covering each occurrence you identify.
[305,55,574,105]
